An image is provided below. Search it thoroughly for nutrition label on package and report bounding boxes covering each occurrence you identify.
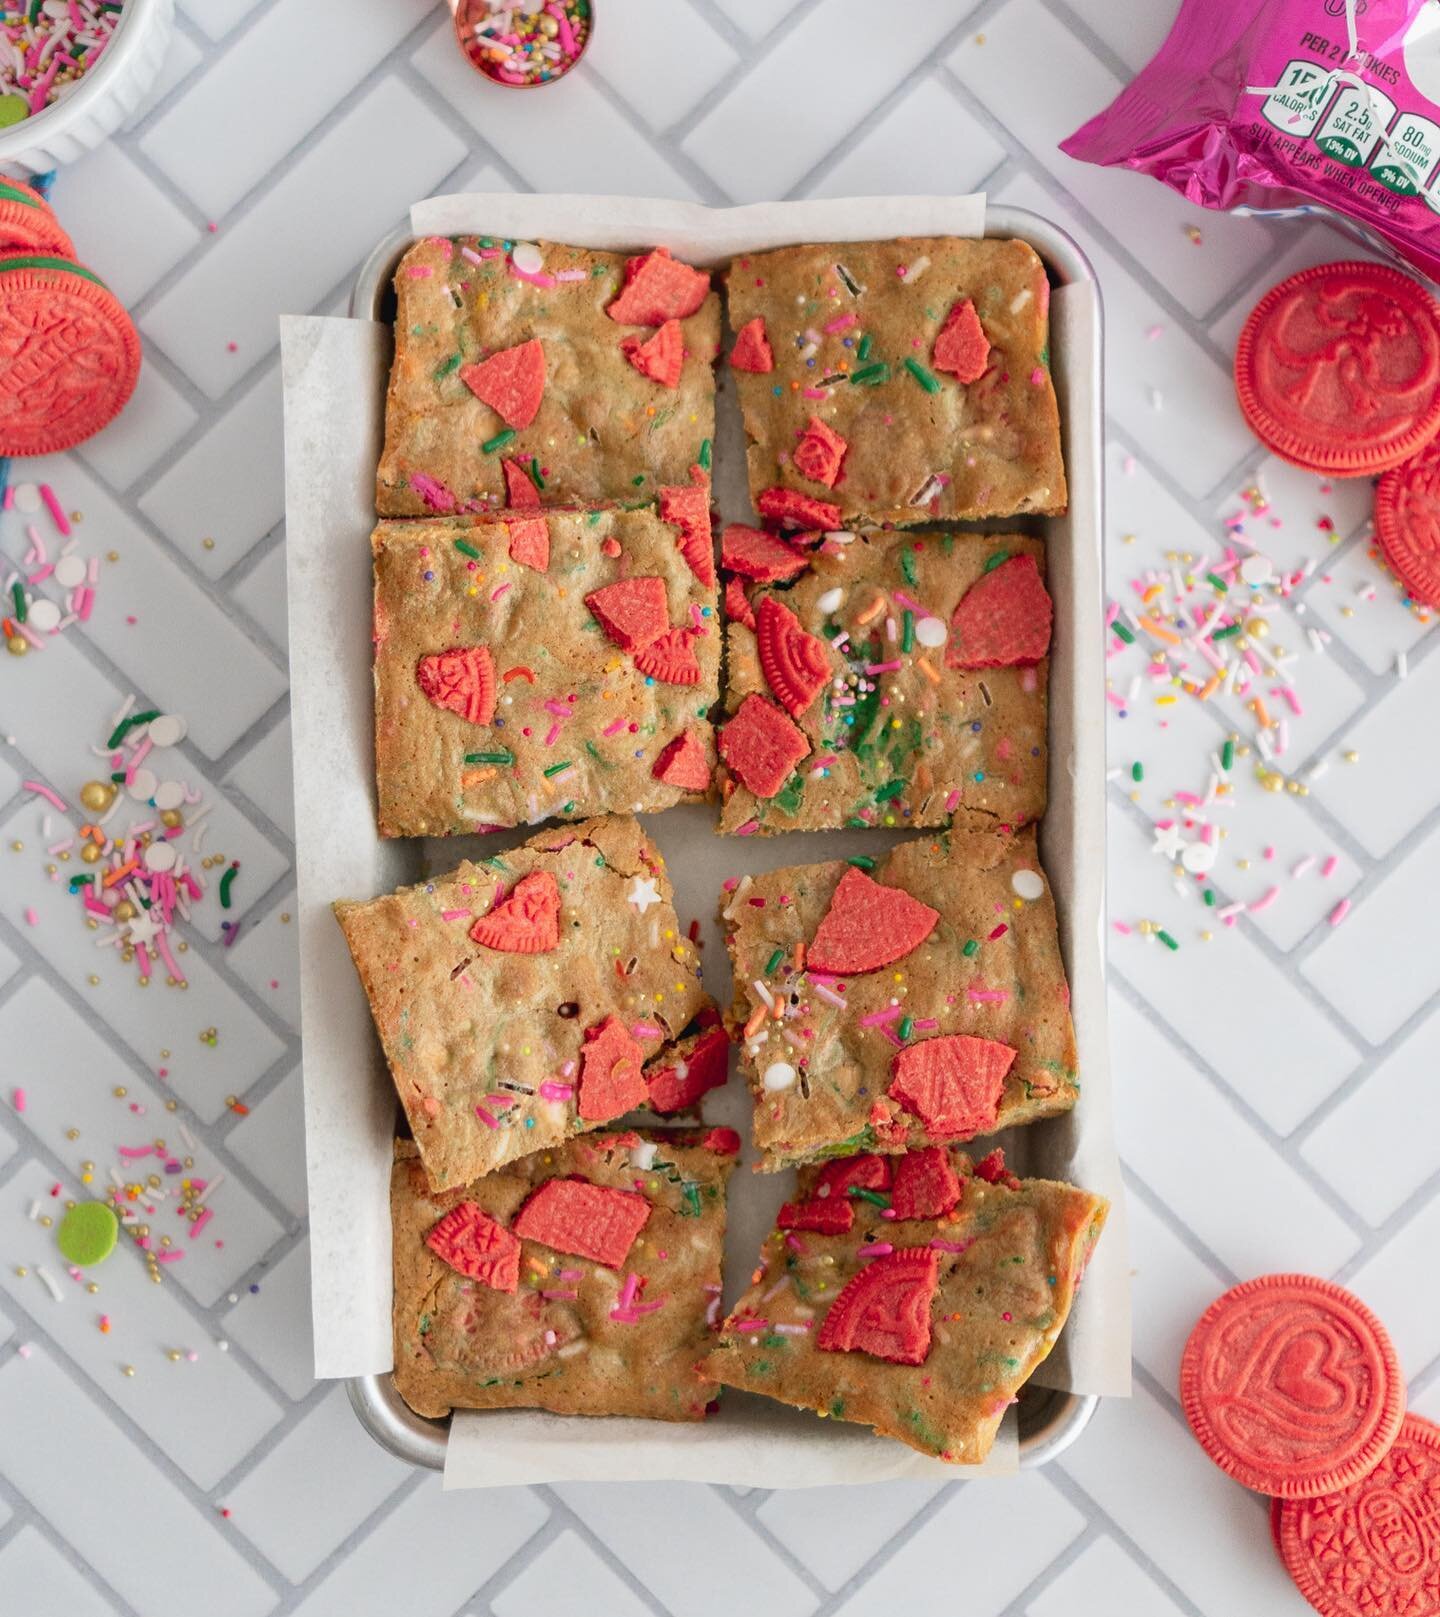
[1262,58,1440,197]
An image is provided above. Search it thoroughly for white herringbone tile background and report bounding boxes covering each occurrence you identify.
[1,2,1438,1613]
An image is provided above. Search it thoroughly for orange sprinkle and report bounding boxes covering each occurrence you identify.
[743,1005,767,1039]
[793,941,805,971]
[103,859,139,889]
[855,595,888,626]
[1137,615,1181,646]
[1141,583,1162,604]
[460,768,496,787]
[915,655,940,685]
[1252,697,1273,728]
[1197,672,1222,701]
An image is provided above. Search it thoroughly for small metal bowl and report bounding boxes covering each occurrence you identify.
[450,0,594,90]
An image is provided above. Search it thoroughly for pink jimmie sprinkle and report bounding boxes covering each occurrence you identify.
[38,485,69,536]
[22,780,66,812]
[823,312,858,334]
[968,988,1009,1003]
[1248,886,1280,914]
[23,907,37,926]
[857,1242,893,1258]
[632,1023,664,1040]
[1321,855,1340,879]
[602,716,627,737]
[440,909,471,922]
[509,261,556,290]
[1328,898,1351,927]
[474,1104,500,1129]
[189,1208,214,1240]
[859,1005,902,1028]
[930,1238,973,1254]
[538,1081,573,1102]
[731,1317,767,1333]
[866,659,902,675]
[11,1089,24,1113]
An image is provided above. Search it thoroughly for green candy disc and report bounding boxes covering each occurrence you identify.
[57,1201,119,1267]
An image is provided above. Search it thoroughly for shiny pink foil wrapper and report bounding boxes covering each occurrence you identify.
[1062,0,1440,284]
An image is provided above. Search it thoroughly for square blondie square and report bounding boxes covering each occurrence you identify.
[393,1126,738,1421]
[721,827,1078,1172]
[373,505,718,839]
[702,1147,1107,1464]
[724,238,1065,528]
[716,529,1049,835]
[336,816,722,1192]
[377,237,720,517]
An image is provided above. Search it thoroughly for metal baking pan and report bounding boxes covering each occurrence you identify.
[340,204,1108,1476]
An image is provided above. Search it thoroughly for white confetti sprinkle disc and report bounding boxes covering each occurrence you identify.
[53,555,86,589]
[126,767,157,801]
[511,242,544,275]
[816,587,845,614]
[629,1141,658,1171]
[1011,869,1045,901]
[762,1061,797,1092]
[145,714,186,748]
[26,598,60,632]
[1181,841,1217,874]
[143,842,177,873]
[914,616,947,648]
[1239,554,1273,586]
[13,483,39,513]
[152,780,184,811]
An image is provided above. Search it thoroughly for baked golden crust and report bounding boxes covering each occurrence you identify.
[725,238,1064,525]
[336,816,710,1191]
[393,1130,735,1421]
[377,237,719,516]
[721,828,1078,1170]
[702,1153,1106,1464]
[718,531,1047,834]
[372,511,718,838]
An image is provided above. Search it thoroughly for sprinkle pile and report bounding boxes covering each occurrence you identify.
[456,0,591,88]
[14,1076,241,1348]
[21,690,238,989]
[1105,470,1426,950]
[0,0,125,127]
[1,475,101,653]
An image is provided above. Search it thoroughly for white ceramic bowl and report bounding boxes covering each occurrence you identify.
[0,0,175,173]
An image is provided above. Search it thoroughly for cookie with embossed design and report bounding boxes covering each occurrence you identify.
[1274,1413,1440,1617]
[0,254,140,455]
[0,178,74,257]
[1235,262,1440,476]
[1376,433,1440,607]
[1181,1274,1405,1498]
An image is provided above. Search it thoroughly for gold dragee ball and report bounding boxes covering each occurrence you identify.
[6,634,26,656]
[114,900,136,922]
[159,809,182,829]
[80,843,102,864]
[1246,617,1270,640]
[80,780,115,812]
